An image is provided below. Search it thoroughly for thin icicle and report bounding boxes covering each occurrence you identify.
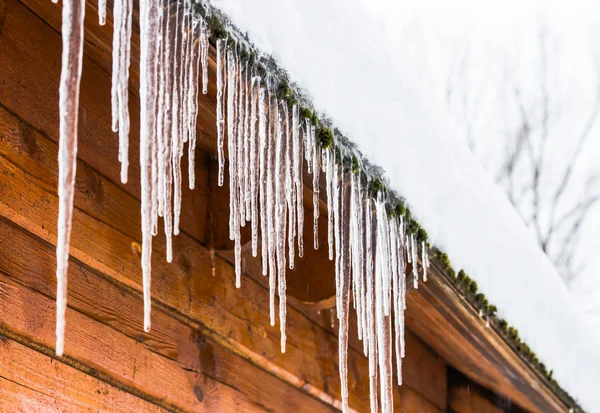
[283,103,296,270]
[365,198,379,413]
[267,95,278,326]
[337,171,352,413]
[292,105,304,258]
[163,0,175,263]
[111,0,132,184]
[304,118,313,174]
[242,68,252,224]
[188,17,202,190]
[226,48,243,288]
[98,0,106,25]
[325,149,334,260]
[139,0,160,333]
[250,77,259,257]
[216,38,227,186]
[312,140,321,250]
[412,233,419,289]
[375,215,393,412]
[200,20,209,95]
[275,100,288,352]
[422,241,428,282]
[258,87,268,275]
[56,0,86,356]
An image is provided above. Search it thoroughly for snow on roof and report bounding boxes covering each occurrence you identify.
[213,0,600,410]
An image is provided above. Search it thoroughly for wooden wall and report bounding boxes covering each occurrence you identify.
[0,0,449,411]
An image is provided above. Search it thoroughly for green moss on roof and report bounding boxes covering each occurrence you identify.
[318,127,334,149]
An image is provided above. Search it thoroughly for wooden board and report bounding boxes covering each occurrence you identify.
[0,339,168,413]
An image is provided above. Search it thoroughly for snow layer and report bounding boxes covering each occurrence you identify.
[213,0,600,410]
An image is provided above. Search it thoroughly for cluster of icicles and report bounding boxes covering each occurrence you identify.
[54,0,430,411]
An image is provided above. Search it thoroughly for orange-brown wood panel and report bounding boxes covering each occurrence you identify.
[0,339,168,413]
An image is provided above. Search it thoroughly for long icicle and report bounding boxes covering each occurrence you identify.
[338,171,352,413]
[56,0,86,357]
[312,134,321,250]
[216,38,227,186]
[139,0,160,333]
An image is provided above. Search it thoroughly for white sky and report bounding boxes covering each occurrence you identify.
[360,0,600,320]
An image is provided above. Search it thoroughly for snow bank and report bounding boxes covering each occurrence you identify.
[212,0,600,410]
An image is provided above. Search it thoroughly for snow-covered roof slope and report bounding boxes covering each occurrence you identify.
[213,0,600,411]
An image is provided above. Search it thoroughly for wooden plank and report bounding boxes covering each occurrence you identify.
[0,0,208,244]
[0,219,338,413]
[0,339,168,413]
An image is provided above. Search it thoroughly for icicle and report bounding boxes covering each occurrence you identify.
[375,214,393,412]
[216,38,227,186]
[56,0,86,356]
[172,1,189,237]
[98,0,106,25]
[391,216,405,385]
[412,233,419,289]
[250,77,259,257]
[275,100,288,352]
[258,88,269,275]
[155,3,166,220]
[365,198,379,413]
[237,55,247,228]
[111,0,132,184]
[312,140,321,250]
[242,68,252,224]
[139,0,160,333]
[325,149,334,260]
[200,20,209,95]
[188,17,202,190]
[283,103,296,270]
[292,105,304,258]
[226,48,243,288]
[338,171,352,413]
[304,118,313,174]
[163,0,175,263]
[422,241,428,282]
[267,96,278,326]
[375,195,391,317]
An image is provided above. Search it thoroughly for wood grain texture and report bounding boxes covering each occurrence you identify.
[0,339,168,413]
